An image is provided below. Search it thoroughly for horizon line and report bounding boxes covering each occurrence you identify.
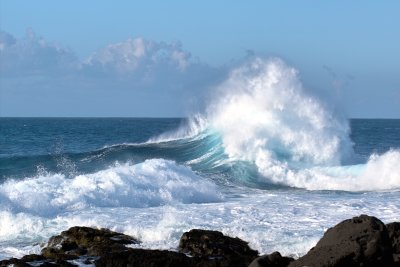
[1,116,399,120]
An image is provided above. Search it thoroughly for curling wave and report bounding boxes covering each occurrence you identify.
[199,58,400,191]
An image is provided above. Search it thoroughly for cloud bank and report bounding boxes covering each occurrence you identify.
[1,29,398,118]
[0,29,77,77]
[0,29,224,117]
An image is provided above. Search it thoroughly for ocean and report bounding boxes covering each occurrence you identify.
[1,60,399,260]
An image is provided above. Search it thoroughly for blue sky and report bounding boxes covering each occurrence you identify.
[1,1,399,117]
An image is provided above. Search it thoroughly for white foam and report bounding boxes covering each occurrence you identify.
[290,149,400,191]
[1,189,399,260]
[147,114,208,143]
[0,159,222,217]
[208,58,352,166]
[205,57,400,191]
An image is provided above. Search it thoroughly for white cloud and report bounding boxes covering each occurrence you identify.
[0,31,16,51]
[82,38,192,76]
[0,29,77,76]
[0,29,226,116]
[172,50,188,70]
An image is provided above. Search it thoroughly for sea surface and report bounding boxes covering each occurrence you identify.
[1,60,400,260]
[1,117,399,260]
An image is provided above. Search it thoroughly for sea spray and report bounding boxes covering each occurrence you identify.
[185,57,400,190]
[201,58,347,184]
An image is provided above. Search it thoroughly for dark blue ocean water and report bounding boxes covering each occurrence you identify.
[1,118,400,181]
[0,118,183,179]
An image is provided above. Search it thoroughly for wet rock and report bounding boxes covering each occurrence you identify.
[95,248,196,267]
[387,222,400,265]
[0,257,30,267]
[0,256,77,267]
[249,251,294,267]
[179,229,258,266]
[289,214,394,267]
[41,226,139,259]
[38,260,78,267]
[20,254,46,262]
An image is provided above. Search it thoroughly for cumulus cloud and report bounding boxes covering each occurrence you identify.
[80,38,197,84]
[77,36,226,111]
[83,38,191,73]
[0,29,77,76]
[0,29,225,116]
[0,31,16,50]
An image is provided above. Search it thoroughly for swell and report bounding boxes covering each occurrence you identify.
[0,132,224,178]
[1,130,280,190]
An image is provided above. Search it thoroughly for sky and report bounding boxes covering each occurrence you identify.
[0,1,399,118]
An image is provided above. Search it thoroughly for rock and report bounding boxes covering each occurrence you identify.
[20,254,46,262]
[248,251,294,267]
[95,248,196,267]
[41,226,139,259]
[38,260,78,267]
[0,255,76,267]
[0,257,30,267]
[179,229,258,266]
[387,222,400,265]
[289,214,394,267]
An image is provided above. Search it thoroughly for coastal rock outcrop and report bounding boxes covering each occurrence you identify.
[41,226,139,260]
[1,215,400,267]
[387,222,400,265]
[248,251,294,267]
[289,214,394,267]
[179,229,259,266]
[94,249,196,267]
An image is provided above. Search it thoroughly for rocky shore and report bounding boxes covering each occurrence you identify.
[1,214,399,267]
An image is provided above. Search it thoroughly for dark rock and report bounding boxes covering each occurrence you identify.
[38,260,78,267]
[41,247,79,260]
[179,229,258,266]
[95,248,196,267]
[387,222,400,265]
[0,257,30,267]
[249,251,294,267]
[20,254,46,262]
[289,214,394,267]
[41,226,139,259]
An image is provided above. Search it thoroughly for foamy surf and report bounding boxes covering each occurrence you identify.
[1,189,399,260]
[179,57,400,191]
[0,159,222,217]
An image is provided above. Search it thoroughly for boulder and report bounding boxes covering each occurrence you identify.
[0,258,30,267]
[95,248,196,267]
[387,222,400,265]
[0,257,76,267]
[41,226,139,259]
[248,251,294,267]
[179,229,258,266]
[289,214,394,267]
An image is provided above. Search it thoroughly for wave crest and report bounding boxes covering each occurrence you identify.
[206,58,351,179]
[0,159,222,217]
